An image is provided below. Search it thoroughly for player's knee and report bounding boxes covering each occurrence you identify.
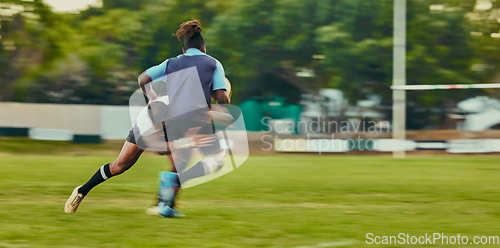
[110,160,134,175]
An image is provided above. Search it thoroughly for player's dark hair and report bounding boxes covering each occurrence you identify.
[173,19,205,50]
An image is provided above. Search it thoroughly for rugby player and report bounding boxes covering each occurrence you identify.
[65,19,230,217]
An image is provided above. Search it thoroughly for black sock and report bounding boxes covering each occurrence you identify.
[179,161,208,182]
[78,163,113,196]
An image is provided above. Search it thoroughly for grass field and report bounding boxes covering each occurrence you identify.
[1,150,500,247]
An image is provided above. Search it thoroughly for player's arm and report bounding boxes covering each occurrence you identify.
[212,60,230,104]
[213,90,229,104]
[139,59,169,101]
[138,73,156,101]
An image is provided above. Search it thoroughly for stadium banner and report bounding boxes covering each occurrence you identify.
[72,135,102,144]
[484,139,500,152]
[415,141,448,150]
[373,139,417,152]
[28,128,73,141]
[273,138,500,153]
[447,139,500,153]
[0,127,29,137]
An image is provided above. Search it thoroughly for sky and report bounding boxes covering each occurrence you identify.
[43,0,101,13]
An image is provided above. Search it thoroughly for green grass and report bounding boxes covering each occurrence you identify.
[0,138,121,155]
[1,154,500,247]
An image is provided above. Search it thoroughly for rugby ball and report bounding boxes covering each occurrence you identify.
[224,77,232,99]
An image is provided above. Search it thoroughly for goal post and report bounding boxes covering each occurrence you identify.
[392,0,407,158]
[391,83,500,90]
[390,82,500,158]
[390,0,499,158]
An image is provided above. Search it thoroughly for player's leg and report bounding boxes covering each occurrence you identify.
[108,141,144,176]
[154,152,185,217]
[179,105,240,180]
[64,141,144,213]
[147,152,180,217]
[81,141,144,195]
[153,116,214,217]
[177,143,225,182]
[167,152,176,172]
[176,122,225,182]
[154,133,225,218]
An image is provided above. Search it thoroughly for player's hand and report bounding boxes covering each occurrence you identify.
[192,134,217,148]
[185,127,216,147]
[183,127,217,148]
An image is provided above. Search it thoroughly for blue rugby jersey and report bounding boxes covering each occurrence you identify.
[145,48,226,107]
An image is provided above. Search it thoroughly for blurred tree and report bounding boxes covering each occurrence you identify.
[1,0,498,116]
[207,0,319,102]
[0,14,27,101]
[0,0,59,101]
[209,0,493,108]
[102,0,146,10]
[314,0,394,103]
[137,0,233,70]
[465,0,500,84]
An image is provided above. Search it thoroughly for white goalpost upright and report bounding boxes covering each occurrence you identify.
[392,0,407,158]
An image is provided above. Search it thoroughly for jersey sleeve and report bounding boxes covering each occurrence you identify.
[212,60,227,91]
[145,59,168,81]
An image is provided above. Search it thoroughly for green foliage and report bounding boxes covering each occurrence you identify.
[0,0,498,108]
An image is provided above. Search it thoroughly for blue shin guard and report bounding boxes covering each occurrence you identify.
[158,172,180,209]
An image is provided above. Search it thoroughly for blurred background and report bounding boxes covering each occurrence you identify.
[0,0,500,117]
[0,0,499,136]
[0,0,500,136]
[2,1,500,247]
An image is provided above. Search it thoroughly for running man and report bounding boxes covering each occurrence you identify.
[64,19,230,217]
